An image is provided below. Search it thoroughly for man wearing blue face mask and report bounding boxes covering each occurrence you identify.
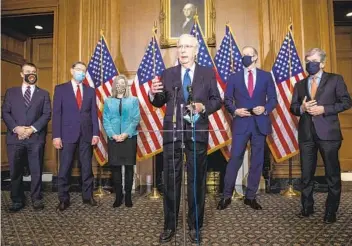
[52,61,100,211]
[290,48,352,224]
[217,46,277,211]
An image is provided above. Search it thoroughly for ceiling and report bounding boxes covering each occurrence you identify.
[334,0,352,26]
[1,14,54,40]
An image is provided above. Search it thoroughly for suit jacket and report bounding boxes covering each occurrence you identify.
[224,69,278,135]
[103,96,140,139]
[150,64,221,145]
[52,81,99,143]
[290,72,352,141]
[2,86,51,144]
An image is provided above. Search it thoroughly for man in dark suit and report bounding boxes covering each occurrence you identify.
[150,34,221,243]
[217,46,277,211]
[2,62,51,212]
[52,61,99,211]
[290,48,352,224]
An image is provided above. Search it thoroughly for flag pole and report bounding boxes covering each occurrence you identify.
[148,22,162,200]
[226,23,244,201]
[94,30,111,197]
[281,21,300,198]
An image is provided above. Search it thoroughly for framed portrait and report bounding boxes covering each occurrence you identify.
[159,0,216,48]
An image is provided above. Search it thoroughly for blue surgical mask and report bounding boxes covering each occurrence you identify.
[305,62,320,76]
[242,55,254,68]
[73,71,86,82]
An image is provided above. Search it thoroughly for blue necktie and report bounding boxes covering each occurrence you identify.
[183,68,191,102]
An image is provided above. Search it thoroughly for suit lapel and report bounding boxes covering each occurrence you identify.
[239,70,251,99]
[252,69,261,98]
[315,72,329,100]
[68,82,80,111]
[172,65,183,102]
[26,86,40,111]
[303,78,311,101]
[192,64,203,94]
[81,84,89,111]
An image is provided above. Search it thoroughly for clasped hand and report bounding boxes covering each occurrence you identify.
[301,96,324,116]
[15,126,34,140]
[112,133,128,142]
[235,106,265,117]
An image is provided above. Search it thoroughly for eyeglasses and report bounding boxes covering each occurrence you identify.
[73,68,86,72]
[177,45,195,50]
[305,60,321,64]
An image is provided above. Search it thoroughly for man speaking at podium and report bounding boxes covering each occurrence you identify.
[149,34,221,243]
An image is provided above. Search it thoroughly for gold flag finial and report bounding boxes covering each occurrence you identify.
[152,21,157,35]
[100,29,104,36]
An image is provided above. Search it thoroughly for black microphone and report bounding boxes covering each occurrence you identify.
[187,85,193,104]
[173,86,179,124]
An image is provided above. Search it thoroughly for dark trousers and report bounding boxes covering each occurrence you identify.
[223,118,265,199]
[111,166,134,197]
[162,141,207,231]
[58,137,93,202]
[299,126,342,213]
[7,142,44,203]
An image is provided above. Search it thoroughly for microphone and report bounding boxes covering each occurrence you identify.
[173,86,179,124]
[187,85,193,104]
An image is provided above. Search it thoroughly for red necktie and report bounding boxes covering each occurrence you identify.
[248,70,254,97]
[76,85,82,109]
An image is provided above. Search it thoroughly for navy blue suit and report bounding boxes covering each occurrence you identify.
[151,64,221,231]
[2,86,51,203]
[52,81,99,202]
[223,69,277,199]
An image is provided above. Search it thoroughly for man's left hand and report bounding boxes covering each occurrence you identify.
[253,106,265,115]
[187,103,205,114]
[307,105,325,116]
[19,127,34,140]
[91,136,99,145]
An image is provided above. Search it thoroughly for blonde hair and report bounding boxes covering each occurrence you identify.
[111,75,130,98]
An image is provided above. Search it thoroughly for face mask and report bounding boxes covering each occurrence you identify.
[116,86,126,94]
[242,55,254,68]
[305,62,320,75]
[73,71,86,82]
[24,73,37,84]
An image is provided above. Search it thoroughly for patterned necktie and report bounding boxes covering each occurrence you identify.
[183,68,191,102]
[76,85,82,109]
[248,70,254,97]
[24,86,31,107]
[311,76,318,99]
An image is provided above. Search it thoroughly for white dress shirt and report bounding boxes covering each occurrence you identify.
[71,80,83,99]
[181,63,195,85]
[244,67,257,89]
[22,83,36,99]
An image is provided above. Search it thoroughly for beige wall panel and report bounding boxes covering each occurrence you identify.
[1,61,21,97]
[1,34,25,56]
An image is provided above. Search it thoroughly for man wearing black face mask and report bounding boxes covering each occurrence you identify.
[2,62,51,212]
[290,48,352,224]
[217,46,277,211]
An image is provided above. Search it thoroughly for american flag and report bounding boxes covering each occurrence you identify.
[190,19,232,153]
[84,36,119,165]
[131,34,166,160]
[267,25,305,162]
[214,24,243,160]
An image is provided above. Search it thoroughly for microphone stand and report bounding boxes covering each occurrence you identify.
[180,103,187,246]
[172,87,179,245]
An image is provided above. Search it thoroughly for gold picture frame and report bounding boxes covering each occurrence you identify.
[159,0,216,48]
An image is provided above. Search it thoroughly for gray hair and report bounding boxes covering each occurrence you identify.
[111,74,130,98]
[183,3,196,15]
[242,46,258,56]
[305,48,326,63]
[177,34,200,55]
